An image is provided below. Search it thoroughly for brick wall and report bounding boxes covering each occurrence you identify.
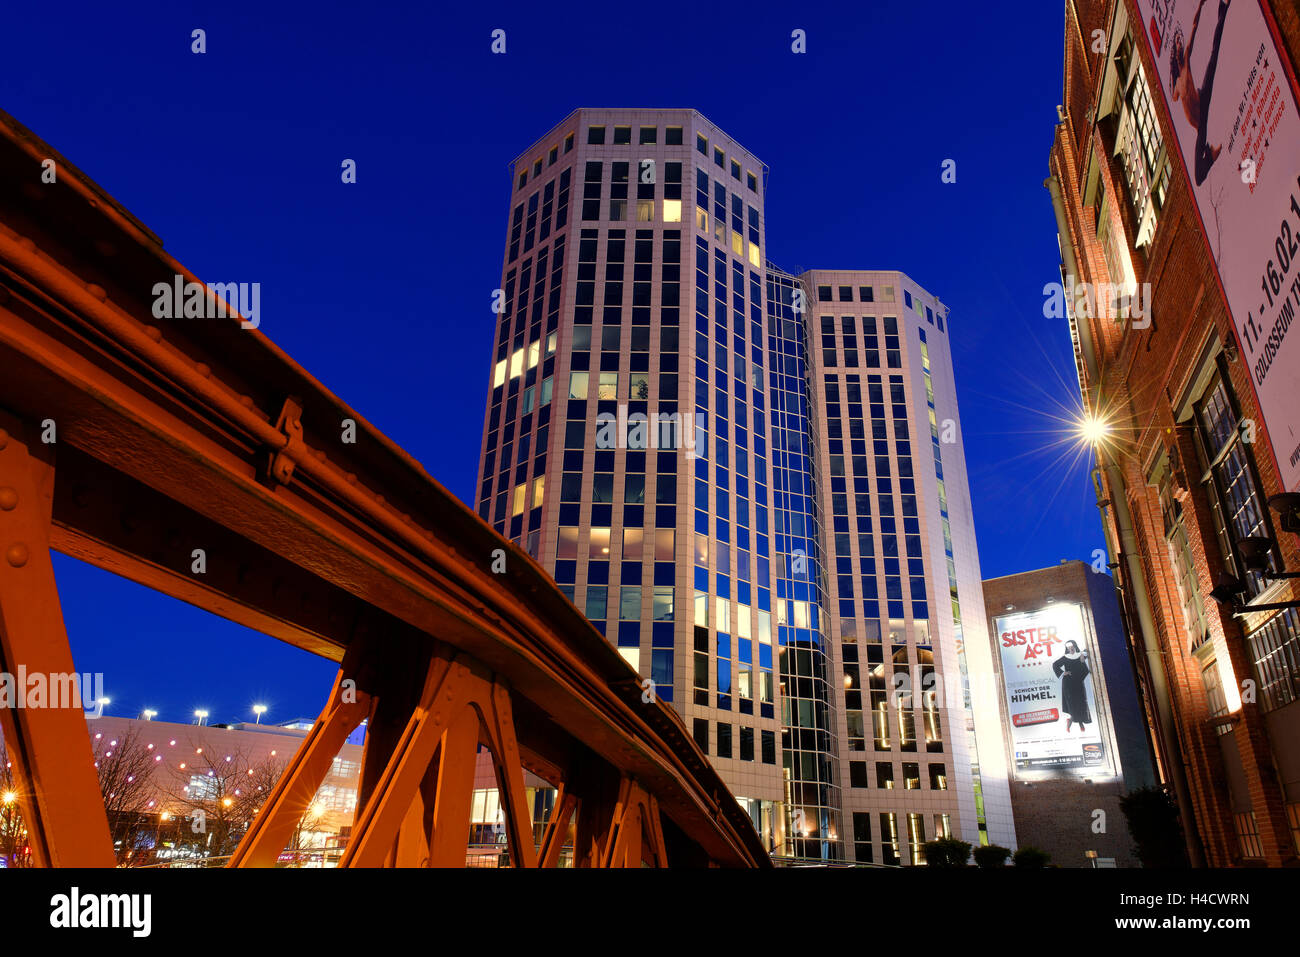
[1050,0,1300,867]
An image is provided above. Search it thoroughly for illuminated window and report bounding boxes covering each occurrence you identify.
[730,231,743,257]
[696,207,707,230]
[880,813,900,866]
[509,348,523,379]
[532,475,545,508]
[569,371,589,399]
[493,359,506,389]
[598,372,618,399]
[903,763,920,789]
[512,484,527,516]
[748,242,760,268]
[586,586,607,620]
[653,586,674,621]
[546,331,557,355]
[636,200,654,221]
[908,813,926,865]
[623,528,643,560]
[792,600,809,629]
[589,527,611,559]
[620,586,641,619]
[556,527,578,559]
[528,340,540,369]
[663,199,681,222]
[655,529,674,561]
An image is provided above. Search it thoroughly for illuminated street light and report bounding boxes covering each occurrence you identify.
[2,791,16,805]
[1078,414,1110,446]
[141,709,157,721]
[193,709,209,726]
[252,704,267,724]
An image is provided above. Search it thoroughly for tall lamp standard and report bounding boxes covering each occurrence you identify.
[252,704,267,725]
[193,709,208,727]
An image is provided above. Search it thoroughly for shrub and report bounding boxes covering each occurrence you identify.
[973,844,1011,868]
[1120,786,1190,868]
[922,836,972,867]
[1013,845,1052,868]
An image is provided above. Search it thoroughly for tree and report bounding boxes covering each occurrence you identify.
[166,743,285,864]
[92,726,159,864]
[1120,786,1189,868]
[973,844,1011,868]
[922,836,972,867]
[0,739,31,867]
[1013,845,1052,868]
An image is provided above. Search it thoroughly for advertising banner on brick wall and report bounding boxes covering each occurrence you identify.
[994,604,1113,775]
[1134,0,1300,492]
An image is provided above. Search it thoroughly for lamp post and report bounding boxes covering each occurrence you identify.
[194,709,208,727]
[252,704,267,724]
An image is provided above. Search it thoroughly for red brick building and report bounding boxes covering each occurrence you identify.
[1047,0,1300,866]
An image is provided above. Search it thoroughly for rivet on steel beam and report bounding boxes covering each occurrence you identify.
[6,544,29,567]
[85,283,107,301]
[0,488,17,510]
[144,326,162,342]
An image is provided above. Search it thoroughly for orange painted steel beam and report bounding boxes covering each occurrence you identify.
[538,783,578,868]
[0,418,113,866]
[228,644,373,867]
[0,109,770,868]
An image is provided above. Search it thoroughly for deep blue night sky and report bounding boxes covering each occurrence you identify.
[3,1,1101,723]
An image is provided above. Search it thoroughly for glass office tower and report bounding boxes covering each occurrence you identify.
[475,109,1014,862]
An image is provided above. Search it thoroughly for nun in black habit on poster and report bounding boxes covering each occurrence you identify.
[1052,640,1092,732]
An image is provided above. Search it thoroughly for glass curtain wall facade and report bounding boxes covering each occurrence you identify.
[766,268,842,861]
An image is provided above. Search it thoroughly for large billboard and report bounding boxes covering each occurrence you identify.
[1133,0,1300,492]
[994,604,1112,776]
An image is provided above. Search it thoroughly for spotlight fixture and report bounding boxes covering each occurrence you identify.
[1209,570,1300,617]
[1236,536,1274,572]
[1209,572,1245,608]
[1268,493,1300,535]
[1236,536,1300,580]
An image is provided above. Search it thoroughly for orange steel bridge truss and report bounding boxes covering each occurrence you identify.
[0,111,769,868]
